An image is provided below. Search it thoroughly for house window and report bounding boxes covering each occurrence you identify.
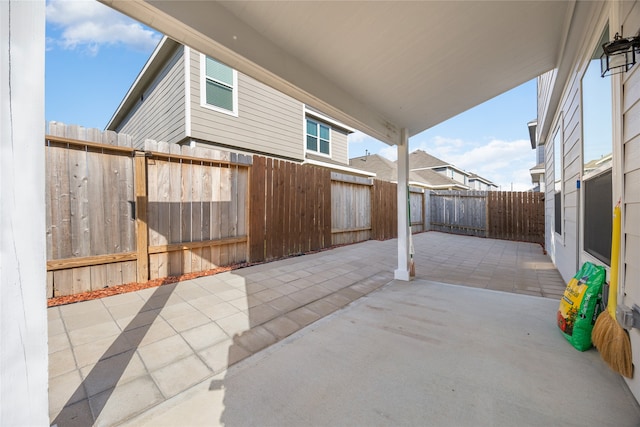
[553,126,563,236]
[581,25,612,264]
[583,169,612,264]
[202,55,237,115]
[306,118,330,155]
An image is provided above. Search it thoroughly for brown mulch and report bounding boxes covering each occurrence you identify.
[47,263,247,308]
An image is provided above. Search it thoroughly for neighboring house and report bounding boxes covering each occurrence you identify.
[408,149,497,190]
[528,119,545,192]
[409,150,470,185]
[349,153,466,190]
[467,174,498,191]
[106,37,359,173]
[536,1,640,399]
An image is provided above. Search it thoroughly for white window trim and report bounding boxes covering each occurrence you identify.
[305,117,332,158]
[184,46,192,137]
[553,120,564,246]
[579,20,615,271]
[200,53,238,117]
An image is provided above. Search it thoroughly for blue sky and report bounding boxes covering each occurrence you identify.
[46,0,538,191]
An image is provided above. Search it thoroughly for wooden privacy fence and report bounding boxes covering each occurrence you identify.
[330,177,425,246]
[331,173,373,245]
[46,124,137,297]
[45,123,431,298]
[144,140,250,281]
[249,156,332,263]
[45,123,251,297]
[487,191,544,244]
[429,190,544,245]
[430,190,488,237]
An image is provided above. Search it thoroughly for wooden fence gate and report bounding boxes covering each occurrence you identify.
[430,190,544,245]
[45,123,251,297]
[430,191,488,237]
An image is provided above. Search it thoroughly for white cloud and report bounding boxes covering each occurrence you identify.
[378,145,398,161]
[414,137,534,191]
[47,0,161,54]
[348,131,370,144]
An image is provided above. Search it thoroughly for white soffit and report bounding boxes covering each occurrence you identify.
[102,1,578,146]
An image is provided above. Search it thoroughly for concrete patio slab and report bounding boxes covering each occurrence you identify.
[49,232,633,426]
[122,281,640,427]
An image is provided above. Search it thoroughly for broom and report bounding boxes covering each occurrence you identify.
[592,203,633,378]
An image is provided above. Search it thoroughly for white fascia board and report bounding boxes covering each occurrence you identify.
[470,176,495,186]
[303,158,377,177]
[304,107,356,134]
[100,0,402,146]
[106,35,171,130]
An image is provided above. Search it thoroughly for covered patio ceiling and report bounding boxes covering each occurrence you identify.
[101,0,596,146]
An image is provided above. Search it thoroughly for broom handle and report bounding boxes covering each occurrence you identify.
[608,203,621,319]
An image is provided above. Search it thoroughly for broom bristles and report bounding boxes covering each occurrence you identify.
[592,311,614,348]
[592,311,634,378]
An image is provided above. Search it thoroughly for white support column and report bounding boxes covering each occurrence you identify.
[394,128,411,281]
[1,1,49,425]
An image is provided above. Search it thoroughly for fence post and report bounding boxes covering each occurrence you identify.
[485,191,490,238]
[134,151,149,283]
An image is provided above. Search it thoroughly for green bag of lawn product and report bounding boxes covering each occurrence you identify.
[557,262,605,351]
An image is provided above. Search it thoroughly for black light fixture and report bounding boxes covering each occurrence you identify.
[600,31,640,77]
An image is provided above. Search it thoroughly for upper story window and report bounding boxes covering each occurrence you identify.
[306,118,330,155]
[201,55,237,116]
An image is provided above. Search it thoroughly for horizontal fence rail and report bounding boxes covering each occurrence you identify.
[430,190,544,245]
[249,156,332,263]
[487,191,544,244]
[430,190,488,237]
[45,123,251,297]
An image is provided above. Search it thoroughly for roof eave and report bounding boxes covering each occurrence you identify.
[105,36,179,131]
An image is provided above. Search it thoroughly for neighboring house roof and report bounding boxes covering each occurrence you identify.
[349,154,467,189]
[106,36,178,131]
[584,154,612,174]
[468,173,497,187]
[307,153,374,177]
[408,149,470,177]
[411,168,469,190]
[349,154,399,181]
[408,149,449,169]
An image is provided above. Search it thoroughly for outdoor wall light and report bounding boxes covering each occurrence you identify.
[600,32,640,77]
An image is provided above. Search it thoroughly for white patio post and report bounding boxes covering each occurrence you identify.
[395,128,411,281]
[1,1,49,424]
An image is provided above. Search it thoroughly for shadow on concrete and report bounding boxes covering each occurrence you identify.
[52,281,177,427]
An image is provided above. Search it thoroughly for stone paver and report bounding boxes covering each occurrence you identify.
[49,232,567,426]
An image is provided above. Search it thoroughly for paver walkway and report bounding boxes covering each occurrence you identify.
[49,232,566,426]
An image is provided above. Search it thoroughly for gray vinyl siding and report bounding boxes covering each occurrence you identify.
[190,53,303,160]
[329,127,349,165]
[621,1,640,399]
[116,46,186,149]
[543,43,583,283]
